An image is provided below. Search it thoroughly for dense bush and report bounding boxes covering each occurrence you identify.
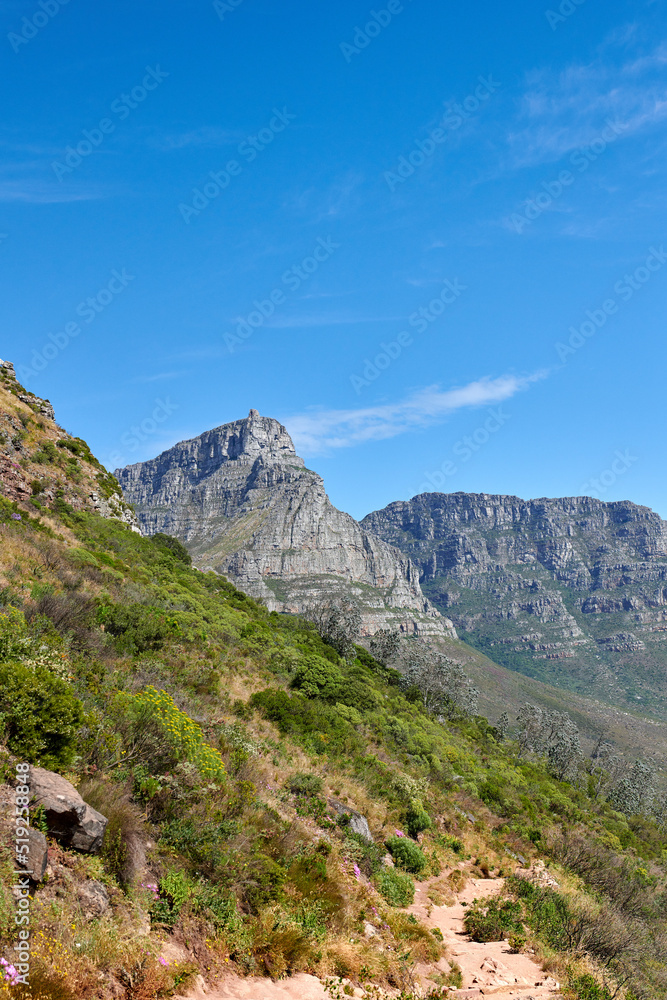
[376,867,415,906]
[287,772,323,797]
[565,975,613,1000]
[405,806,432,839]
[385,835,427,874]
[150,532,192,566]
[463,896,524,943]
[97,602,181,653]
[291,655,344,700]
[0,660,84,768]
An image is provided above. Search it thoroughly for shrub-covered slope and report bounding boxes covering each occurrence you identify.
[0,380,665,999]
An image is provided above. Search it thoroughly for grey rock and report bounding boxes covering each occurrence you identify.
[115,411,455,637]
[328,798,373,841]
[0,360,55,421]
[16,828,48,881]
[77,879,110,919]
[30,767,107,854]
[362,492,667,712]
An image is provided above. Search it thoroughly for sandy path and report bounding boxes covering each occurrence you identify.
[174,873,561,999]
[407,874,561,998]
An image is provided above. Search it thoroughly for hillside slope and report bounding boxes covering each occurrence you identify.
[362,492,667,717]
[0,365,665,999]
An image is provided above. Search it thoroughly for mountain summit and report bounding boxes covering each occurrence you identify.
[115,412,451,636]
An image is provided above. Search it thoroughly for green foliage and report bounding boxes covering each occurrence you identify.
[405,806,432,839]
[150,532,192,566]
[0,660,83,768]
[291,654,344,700]
[288,772,323,796]
[385,836,427,874]
[32,440,59,464]
[114,687,226,782]
[250,688,361,755]
[97,602,182,653]
[565,974,613,1000]
[463,896,524,943]
[376,867,415,906]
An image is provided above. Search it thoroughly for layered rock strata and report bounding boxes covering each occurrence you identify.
[362,492,667,712]
[116,412,453,637]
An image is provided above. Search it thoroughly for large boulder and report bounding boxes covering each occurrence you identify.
[328,799,373,842]
[16,828,48,881]
[29,767,107,853]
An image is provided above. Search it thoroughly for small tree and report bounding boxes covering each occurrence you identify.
[608,760,655,817]
[515,703,583,781]
[305,599,361,661]
[369,628,401,667]
[400,642,479,720]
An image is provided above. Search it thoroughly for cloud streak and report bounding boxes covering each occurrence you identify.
[284,372,545,454]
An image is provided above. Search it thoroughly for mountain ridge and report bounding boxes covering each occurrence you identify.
[116,411,453,637]
[362,490,667,716]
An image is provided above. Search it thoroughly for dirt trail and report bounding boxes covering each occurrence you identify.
[174,874,561,1000]
[407,874,561,998]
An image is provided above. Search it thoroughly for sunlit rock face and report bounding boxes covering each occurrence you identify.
[116,411,454,638]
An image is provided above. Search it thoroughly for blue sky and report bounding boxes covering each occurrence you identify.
[3,0,666,520]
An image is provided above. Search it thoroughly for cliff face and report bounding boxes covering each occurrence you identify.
[362,492,667,715]
[116,412,451,637]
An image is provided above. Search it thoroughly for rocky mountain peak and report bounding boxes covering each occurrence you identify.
[116,415,452,637]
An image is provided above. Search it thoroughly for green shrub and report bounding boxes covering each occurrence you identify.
[113,687,226,783]
[376,867,415,906]
[463,897,524,943]
[0,660,84,768]
[288,772,323,797]
[385,835,427,874]
[250,688,361,755]
[97,602,181,653]
[151,532,192,565]
[566,974,613,1000]
[291,655,344,700]
[405,806,432,839]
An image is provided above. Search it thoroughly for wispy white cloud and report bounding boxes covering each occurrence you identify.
[284,373,546,454]
[508,40,667,169]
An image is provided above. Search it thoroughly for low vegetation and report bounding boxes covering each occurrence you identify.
[0,388,665,998]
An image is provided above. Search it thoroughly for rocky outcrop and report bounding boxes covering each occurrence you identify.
[116,412,453,637]
[362,492,667,714]
[30,767,108,854]
[0,360,55,421]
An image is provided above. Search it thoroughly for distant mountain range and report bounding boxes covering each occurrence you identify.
[363,493,667,716]
[117,410,667,719]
